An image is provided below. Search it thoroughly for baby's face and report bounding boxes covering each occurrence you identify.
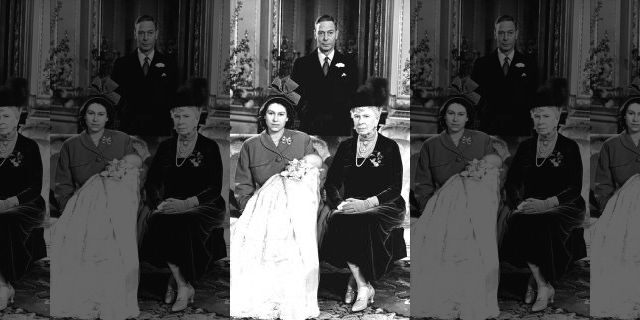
[482,154,503,169]
[122,154,143,169]
[302,154,323,169]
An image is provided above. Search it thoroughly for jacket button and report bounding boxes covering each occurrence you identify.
[276,157,282,162]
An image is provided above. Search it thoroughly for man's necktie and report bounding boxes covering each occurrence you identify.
[502,56,510,76]
[322,56,329,76]
[143,57,150,76]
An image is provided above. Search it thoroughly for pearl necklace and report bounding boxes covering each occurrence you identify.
[355,132,378,167]
[0,131,17,159]
[535,132,558,167]
[176,134,198,167]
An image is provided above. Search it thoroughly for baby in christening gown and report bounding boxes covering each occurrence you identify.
[412,153,503,320]
[231,154,323,320]
[51,153,143,320]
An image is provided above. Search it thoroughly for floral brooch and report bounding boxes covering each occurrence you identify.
[281,136,292,145]
[369,151,383,167]
[549,151,563,167]
[190,151,204,167]
[9,152,23,167]
[100,135,112,145]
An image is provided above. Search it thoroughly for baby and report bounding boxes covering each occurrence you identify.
[302,153,323,169]
[482,153,503,169]
[121,153,143,169]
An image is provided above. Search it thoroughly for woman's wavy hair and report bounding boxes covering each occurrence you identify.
[618,96,640,133]
[77,95,117,133]
[437,96,476,132]
[257,96,297,133]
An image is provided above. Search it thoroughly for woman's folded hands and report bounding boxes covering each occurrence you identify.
[337,197,379,214]
[156,196,199,214]
[517,197,559,214]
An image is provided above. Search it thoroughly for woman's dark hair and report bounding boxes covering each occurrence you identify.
[77,96,116,133]
[437,96,475,132]
[618,96,640,133]
[257,96,296,132]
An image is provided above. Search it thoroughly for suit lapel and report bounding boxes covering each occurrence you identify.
[621,133,640,156]
[79,131,104,158]
[438,131,465,158]
[259,131,281,157]
[490,50,505,79]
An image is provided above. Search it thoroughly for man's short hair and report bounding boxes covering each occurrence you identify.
[494,15,517,30]
[135,15,157,30]
[315,14,338,30]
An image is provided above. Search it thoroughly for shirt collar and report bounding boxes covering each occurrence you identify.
[138,48,155,66]
[318,48,335,66]
[497,49,514,66]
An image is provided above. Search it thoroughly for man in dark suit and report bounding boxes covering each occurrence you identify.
[471,15,538,136]
[291,15,358,136]
[111,15,178,137]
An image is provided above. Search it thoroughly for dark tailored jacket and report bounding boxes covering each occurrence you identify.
[471,49,538,136]
[413,129,494,212]
[290,49,358,136]
[111,49,178,136]
[55,129,134,210]
[0,134,43,204]
[234,129,316,211]
[505,133,585,210]
[594,133,640,210]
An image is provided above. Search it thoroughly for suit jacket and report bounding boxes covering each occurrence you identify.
[111,49,179,136]
[234,129,315,211]
[413,129,494,212]
[290,49,358,135]
[55,129,134,209]
[471,50,538,136]
[594,133,640,210]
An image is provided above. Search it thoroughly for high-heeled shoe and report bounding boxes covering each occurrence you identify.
[524,277,536,304]
[164,277,176,304]
[531,285,554,312]
[344,276,356,304]
[0,284,15,311]
[171,284,195,312]
[351,284,375,312]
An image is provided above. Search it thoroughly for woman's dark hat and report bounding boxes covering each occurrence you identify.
[0,77,28,107]
[173,78,209,109]
[532,78,568,110]
[259,77,300,113]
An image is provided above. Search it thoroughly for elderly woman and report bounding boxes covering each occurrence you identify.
[51,95,138,319]
[0,79,45,311]
[591,97,640,319]
[501,79,585,312]
[231,79,319,320]
[140,79,226,312]
[320,85,405,313]
[411,95,500,320]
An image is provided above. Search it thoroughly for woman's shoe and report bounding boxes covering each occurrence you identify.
[524,277,536,304]
[344,276,356,304]
[351,284,375,312]
[531,285,554,312]
[171,284,195,312]
[164,277,176,304]
[0,284,15,311]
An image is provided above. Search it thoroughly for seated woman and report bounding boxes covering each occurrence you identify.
[320,86,406,313]
[501,79,586,313]
[0,79,45,311]
[231,154,322,320]
[140,79,226,312]
[411,95,499,320]
[591,97,640,319]
[50,95,138,320]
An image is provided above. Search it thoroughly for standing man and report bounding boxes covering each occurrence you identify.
[471,15,538,136]
[112,15,178,137]
[291,15,358,136]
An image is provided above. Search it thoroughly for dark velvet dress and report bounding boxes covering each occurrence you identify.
[0,134,45,282]
[501,134,586,282]
[141,134,226,281]
[320,134,406,281]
